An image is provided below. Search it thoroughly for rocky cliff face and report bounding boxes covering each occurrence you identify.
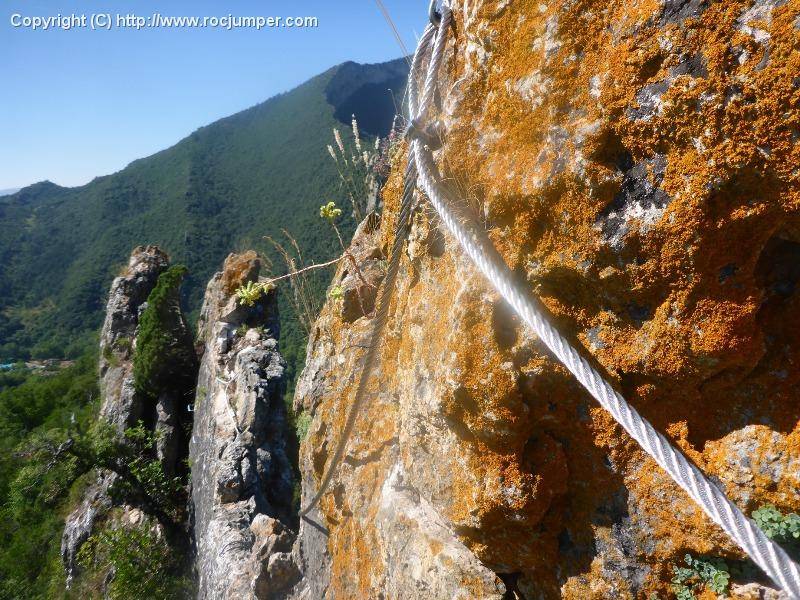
[292,1,800,598]
[60,246,199,587]
[97,246,170,432]
[61,247,301,597]
[190,252,298,599]
[61,246,170,582]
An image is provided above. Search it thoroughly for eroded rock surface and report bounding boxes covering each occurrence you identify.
[98,245,169,431]
[61,245,170,584]
[294,1,800,598]
[190,252,297,599]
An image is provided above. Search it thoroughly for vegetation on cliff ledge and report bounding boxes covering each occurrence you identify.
[77,518,190,600]
[133,265,197,401]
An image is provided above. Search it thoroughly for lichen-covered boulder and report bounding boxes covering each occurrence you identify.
[293,0,800,598]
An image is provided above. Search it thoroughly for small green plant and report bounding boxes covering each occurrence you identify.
[753,504,800,544]
[319,201,342,221]
[671,553,731,599]
[329,285,345,301]
[295,411,312,440]
[235,280,275,307]
[103,336,133,367]
[196,386,207,402]
[114,336,132,353]
[672,585,694,600]
[318,198,373,316]
[235,323,250,337]
[102,344,120,368]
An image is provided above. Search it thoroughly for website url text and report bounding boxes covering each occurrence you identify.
[9,13,320,31]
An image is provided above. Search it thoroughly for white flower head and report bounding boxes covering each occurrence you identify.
[333,128,345,155]
[352,114,362,152]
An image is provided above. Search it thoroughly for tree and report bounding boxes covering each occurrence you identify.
[132,265,197,402]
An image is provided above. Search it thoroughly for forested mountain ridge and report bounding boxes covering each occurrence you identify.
[0,57,407,380]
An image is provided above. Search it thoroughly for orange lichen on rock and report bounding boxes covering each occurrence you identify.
[218,250,261,295]
[293,0,800,597]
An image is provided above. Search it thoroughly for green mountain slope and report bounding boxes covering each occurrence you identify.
[0,58,408,378]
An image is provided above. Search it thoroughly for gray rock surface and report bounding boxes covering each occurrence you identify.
[61,246,169,585]
[190,252,297,599]
[60,474,114,587]
[98,245,169,432]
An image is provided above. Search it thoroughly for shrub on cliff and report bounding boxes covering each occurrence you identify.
[132,266,197,401]
[84,422,186,525]
[77,518,191,600]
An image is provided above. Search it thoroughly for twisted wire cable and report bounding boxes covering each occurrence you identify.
[408,4,800,596]
[299,24,438,517]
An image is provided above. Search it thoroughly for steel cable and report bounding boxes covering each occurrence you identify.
[407,4,800,596]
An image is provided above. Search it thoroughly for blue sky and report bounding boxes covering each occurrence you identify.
[0,0,423,190]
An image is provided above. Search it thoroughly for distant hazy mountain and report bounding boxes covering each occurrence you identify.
[0,58,408,374]
[0,188,20,197]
